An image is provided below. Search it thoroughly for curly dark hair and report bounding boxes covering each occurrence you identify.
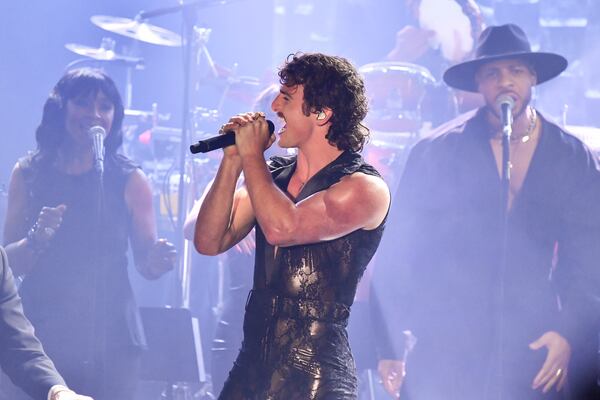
[34,68,125,162]
[278,52,369,152]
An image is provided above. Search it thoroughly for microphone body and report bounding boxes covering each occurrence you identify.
[496,95,515,139]
[496,95,515,184]
[89,126,106,175]
[190,120,275,154]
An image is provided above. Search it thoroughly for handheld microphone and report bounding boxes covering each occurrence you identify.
[88,126,106,175]
[190,120,275,154]
[496,95,515,138]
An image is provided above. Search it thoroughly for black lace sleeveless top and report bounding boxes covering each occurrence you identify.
[218,151,386,400]
[254,150,386,304]
[17,153,145,352]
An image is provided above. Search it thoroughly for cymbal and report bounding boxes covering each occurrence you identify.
[90,15,182,47]
[65,43,143,64]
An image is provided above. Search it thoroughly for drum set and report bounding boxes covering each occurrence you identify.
[63,0,478,209]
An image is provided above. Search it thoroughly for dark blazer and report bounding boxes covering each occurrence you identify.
[0,246,65,399]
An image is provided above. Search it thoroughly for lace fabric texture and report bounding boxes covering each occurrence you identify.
[219,152,385,400]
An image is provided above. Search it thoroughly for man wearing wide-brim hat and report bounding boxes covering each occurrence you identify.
[376,23,600,399]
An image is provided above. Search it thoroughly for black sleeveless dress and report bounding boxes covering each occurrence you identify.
[17,153,145,399]
[219,151,387,400]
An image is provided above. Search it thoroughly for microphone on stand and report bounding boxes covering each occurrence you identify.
[190,120,275,154]
[496,95,515,140]
[89,126,106,175]
[496,95,515,186]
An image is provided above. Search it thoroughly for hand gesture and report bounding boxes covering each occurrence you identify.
[144,238,177,279]
[29,204,67,248]
[50,386,93,400]
[378,359,406,399]
[530,331,571,393]
[230,112,275,157]
[55,392,93,400]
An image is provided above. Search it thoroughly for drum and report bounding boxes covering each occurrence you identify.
[195,74,263,121]
[360,61,436,132]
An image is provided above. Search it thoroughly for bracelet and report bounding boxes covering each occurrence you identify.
[26,223,47,255]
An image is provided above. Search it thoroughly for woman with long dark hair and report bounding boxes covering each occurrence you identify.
[3,68,176,399]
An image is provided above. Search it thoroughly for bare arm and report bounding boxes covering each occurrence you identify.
[125,169,176,280]
[183,197,202,241]
[193,155,256,255]
[3,164,34,276]
[232,117,390,247]
[245,156,389,246]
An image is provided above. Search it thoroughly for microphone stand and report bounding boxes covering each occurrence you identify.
[496,109,512,400]
[90,164,108,399]
[134,1,223,314]
[132,3,226,399]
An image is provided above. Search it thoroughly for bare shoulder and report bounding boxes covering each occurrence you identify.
[325,172,390,229]
[7,162,28,200]
[126,168,151,190]
[5,162,30,244]
[9,161,25,181]
[334,171,389,201]
[124,168,153,207]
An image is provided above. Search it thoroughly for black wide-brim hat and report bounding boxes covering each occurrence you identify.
[443,24,568,92]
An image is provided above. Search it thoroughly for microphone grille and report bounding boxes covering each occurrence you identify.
[88,125,107,139]
[495,95,515,109]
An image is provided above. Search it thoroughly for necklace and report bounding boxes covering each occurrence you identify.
[493,107,537,144]
[515,107,537,143]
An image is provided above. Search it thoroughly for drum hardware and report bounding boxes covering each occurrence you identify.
[125,108,172,123]
[122,102,174,160]
[193,107,220,133]
[90,15,182,47]
[193,27,220,80]
[65,39,144,65]
[89,14,181,108]
[125,1,249,330]
[189,27,262,120]
[218,74,261,115]
[64,36,146,108]
[360,61,436,133]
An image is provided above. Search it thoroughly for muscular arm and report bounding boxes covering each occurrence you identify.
[241,154,390,247]
[183,198,201,241]
[193,156,256,255]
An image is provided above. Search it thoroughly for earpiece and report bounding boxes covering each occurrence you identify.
[316,111,327,120]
